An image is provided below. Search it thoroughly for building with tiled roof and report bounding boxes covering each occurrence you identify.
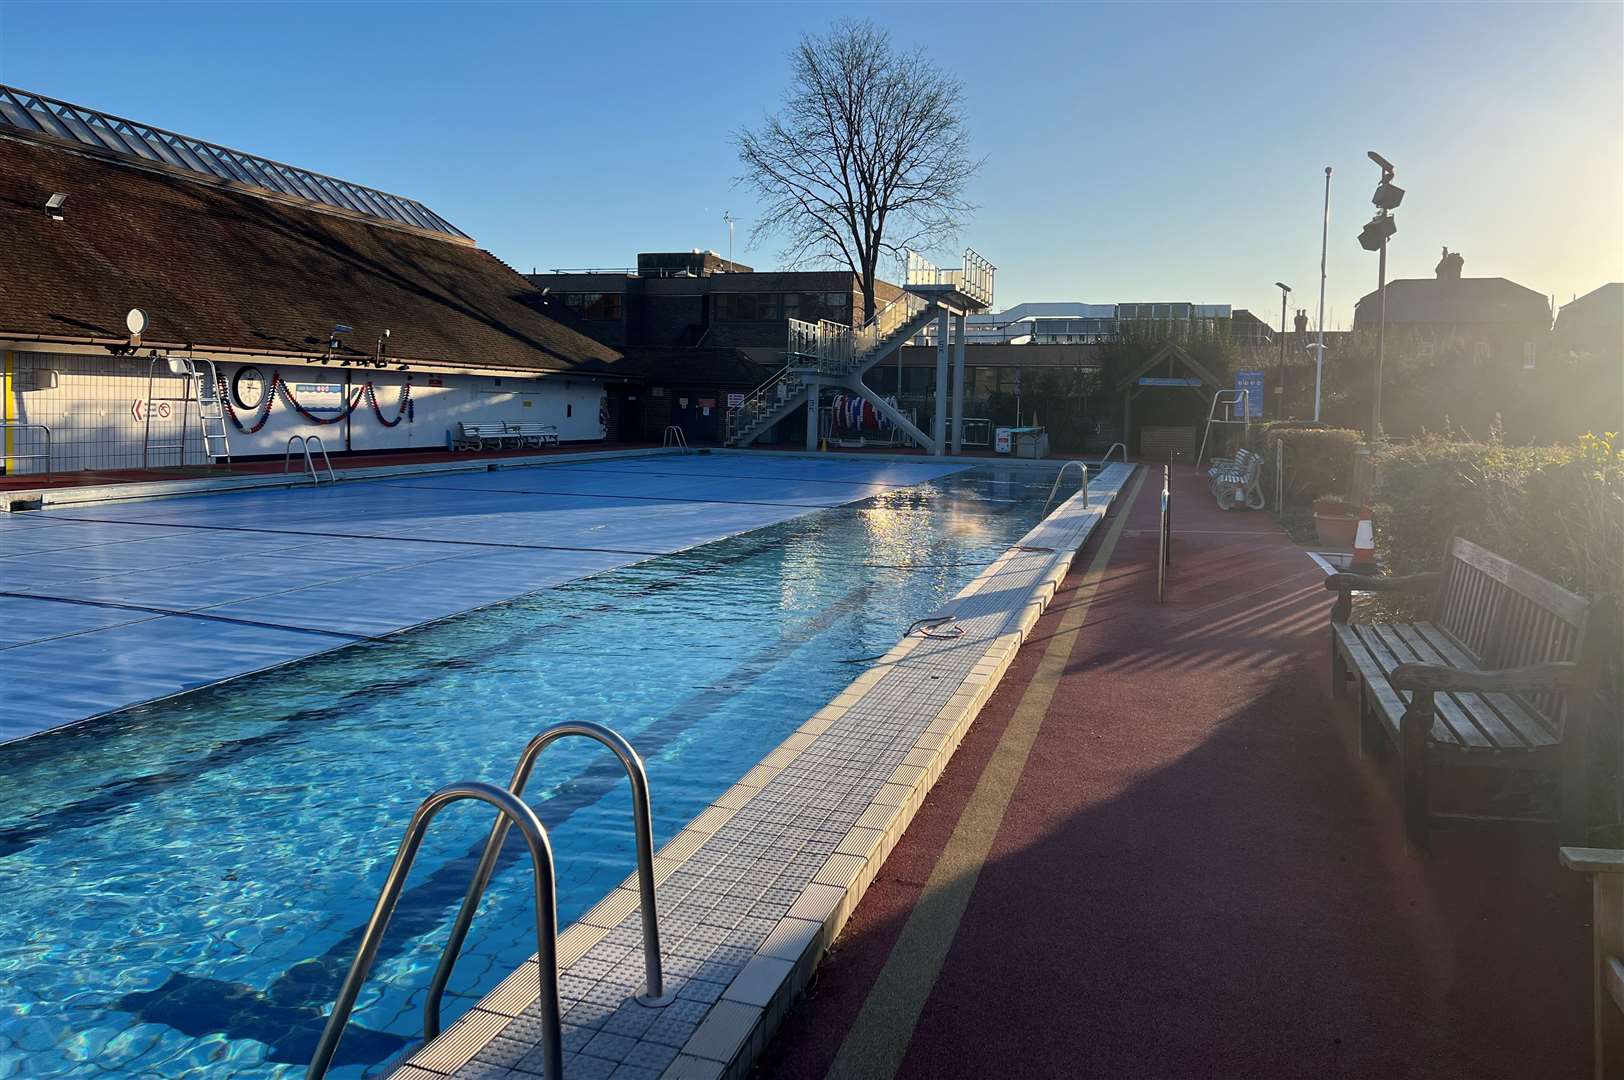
[0,86,636,475]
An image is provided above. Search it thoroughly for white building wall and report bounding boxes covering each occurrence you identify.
[2,350,608,474]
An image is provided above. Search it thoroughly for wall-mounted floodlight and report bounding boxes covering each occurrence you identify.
[46,192,67,220]
[1367,150,1394,175]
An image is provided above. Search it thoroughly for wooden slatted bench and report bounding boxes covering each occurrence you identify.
[1325,535,1613,853]
[1560,846,1624,1079]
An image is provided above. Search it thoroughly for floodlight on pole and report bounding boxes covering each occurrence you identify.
[1360,151,1396,441]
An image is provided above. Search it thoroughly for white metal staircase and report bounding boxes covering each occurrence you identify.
[725,249,995,449]
[725,293,936,448]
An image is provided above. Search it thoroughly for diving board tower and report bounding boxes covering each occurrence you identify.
[724,250,995,455]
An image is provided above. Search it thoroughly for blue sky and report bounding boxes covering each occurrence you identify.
[2,1,1619,325]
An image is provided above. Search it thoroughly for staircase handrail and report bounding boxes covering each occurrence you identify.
[727,365,802,444]
[904,249,996,308]
[851,292,927,366]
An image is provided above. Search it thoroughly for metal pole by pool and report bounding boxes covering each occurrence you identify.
[1374,233,1387,441]
[1315,166,1331,421]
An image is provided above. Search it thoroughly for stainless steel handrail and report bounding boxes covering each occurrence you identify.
[0,421,51,482]
[424,721,669,1042]
[283,435,335,484]
[1041,460,1089,515]
[1194,389,1251,473]
[1102,442,1128,464]
[307,781,562,1080]
[662,425,689,450]
[1157,463,1172,603]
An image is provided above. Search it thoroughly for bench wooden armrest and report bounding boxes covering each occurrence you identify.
[1325,571,1440,622]
[1323,571,1440,595]
[1560,846,1624,874]
[1389,660,1579,694]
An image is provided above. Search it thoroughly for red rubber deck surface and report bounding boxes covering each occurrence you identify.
[761,469,1589,1079]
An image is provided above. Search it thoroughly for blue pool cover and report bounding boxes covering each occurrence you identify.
[0,455,965,741]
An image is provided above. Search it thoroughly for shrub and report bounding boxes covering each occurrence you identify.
[1371,435,1573,575]
[1247,424,1362,509]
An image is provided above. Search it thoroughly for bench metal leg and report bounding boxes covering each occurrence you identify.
[1400,691,1433,856]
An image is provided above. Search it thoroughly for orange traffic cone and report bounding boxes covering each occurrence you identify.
[1351,501,1377,570]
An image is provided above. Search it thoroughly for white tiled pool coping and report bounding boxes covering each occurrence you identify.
[384,463,1136,1080]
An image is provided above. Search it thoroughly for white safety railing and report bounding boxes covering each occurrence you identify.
[0,421,51,481]
[725,366,806,445]
[904,249,996,308]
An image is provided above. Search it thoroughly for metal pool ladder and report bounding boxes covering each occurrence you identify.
[662,425,690,451]
[1041,461,1089,515]
[1102,442,1128,464]
[307,721,669,1080]
[284,435,335,485]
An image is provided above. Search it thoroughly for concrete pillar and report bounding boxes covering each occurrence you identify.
[951,313,966,454]
[805,377,820,451]
[932,310,948,456]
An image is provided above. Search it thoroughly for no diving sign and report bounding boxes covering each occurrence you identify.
[131,399,172,421]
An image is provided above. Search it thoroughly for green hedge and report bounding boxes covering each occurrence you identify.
[1245,424,1362,509]
[1372,436,1577,576]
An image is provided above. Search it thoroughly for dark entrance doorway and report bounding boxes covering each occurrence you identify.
[607,386,643,442]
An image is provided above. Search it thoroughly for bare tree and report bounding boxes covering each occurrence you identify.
[736,20,979,321]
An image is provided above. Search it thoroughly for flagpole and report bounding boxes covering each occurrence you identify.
[1314,166,1331,422]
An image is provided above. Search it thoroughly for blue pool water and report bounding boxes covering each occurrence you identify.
[0,463,1068,1078]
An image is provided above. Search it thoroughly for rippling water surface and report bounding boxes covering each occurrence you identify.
[0,464,1062,1078]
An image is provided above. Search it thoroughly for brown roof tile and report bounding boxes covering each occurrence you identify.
[0,133,622,374]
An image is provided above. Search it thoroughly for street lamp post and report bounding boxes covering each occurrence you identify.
[1274,281,1291,417]
[1358,151,1403,441]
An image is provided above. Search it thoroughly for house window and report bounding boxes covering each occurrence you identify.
[1473,340,1491,363]
[1523,341,1537,369]
[1418,339,1435,358]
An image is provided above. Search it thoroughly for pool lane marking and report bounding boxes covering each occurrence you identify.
[824,467,1146,1080]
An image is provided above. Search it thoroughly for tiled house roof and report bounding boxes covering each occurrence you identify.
[0,133,622,375]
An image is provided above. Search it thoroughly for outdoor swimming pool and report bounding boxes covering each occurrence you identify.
[0,461,1081,1079]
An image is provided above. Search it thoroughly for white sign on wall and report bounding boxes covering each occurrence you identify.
[292,383,347,414]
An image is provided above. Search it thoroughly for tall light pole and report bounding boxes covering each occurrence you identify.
[1274,282,1291,418]
[1313,166,1331,422]
[1358,151,1402,441]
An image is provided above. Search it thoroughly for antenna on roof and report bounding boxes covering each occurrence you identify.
[723,210,735,265]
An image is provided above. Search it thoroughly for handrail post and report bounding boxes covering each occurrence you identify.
[424,721,669,1044]
[1041,461,1089,516]
[308,782,560,1080]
